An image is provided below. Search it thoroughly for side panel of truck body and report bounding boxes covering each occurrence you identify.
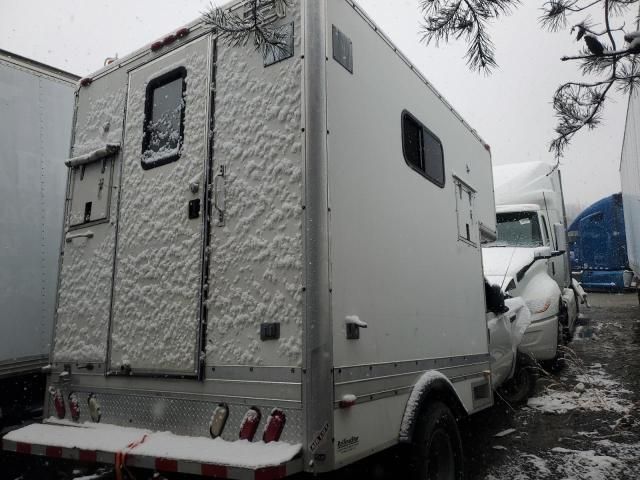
[0,50,76,377]
[621,89,640,280]
[325,0,495,467]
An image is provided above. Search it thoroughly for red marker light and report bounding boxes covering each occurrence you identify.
[69,393,80,421]
[262,409,286,443]
[163,34,177,46]
[239,407,261,441]
[175,27,189,38]
[151,41,163,52]
[50,388,65,419]
[338,394,357,409]
[79,77,92,87]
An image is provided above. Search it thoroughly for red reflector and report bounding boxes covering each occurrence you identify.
[155,457,178,472]
[484,143,491,152]
[255,465,287,480]
[239,407,261,441]
[16,442,31,454]
[262,409,286,443]
[79,77,92,87]
[175,27,190,38]
[69,393,80,421]
[163,34,177,46]
[201,464,228,477]
[151,41,163,51]
[50,387,65,419]
[79,449,97,462]
[46,446,63,458]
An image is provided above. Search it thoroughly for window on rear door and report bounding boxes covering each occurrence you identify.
[141,67,187,169]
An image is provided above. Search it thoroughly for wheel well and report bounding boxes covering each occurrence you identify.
[398,374,467,444]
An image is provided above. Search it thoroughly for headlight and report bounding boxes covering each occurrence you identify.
[526,298,553,314]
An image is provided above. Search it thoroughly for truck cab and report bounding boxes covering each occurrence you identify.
[482,162,582,365]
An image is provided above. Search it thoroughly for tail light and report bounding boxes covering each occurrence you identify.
[49,388,65,419]
[209,403,229,439]
[87,393,101,423]
[262,409,286,443]
[69,393,81,421]
[239,407,261,441]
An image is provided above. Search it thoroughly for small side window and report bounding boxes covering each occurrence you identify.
[541,215,551,247]
[401,111,445,187]
[141,67,187,170]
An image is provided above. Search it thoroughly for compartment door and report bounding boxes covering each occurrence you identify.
[108,35,212,376]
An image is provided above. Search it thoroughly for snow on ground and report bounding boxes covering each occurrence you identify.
[526,363,633,415]
[484,437,639,480]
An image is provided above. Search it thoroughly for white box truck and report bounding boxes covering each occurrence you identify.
[620,89,640,293]
[4,1,501,477]
[482,162,584,367]
[0,50,77,424]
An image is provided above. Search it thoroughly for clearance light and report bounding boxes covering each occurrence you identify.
[209,403,229,439]
[338,394,357,409]
[163,34,177,46]
[69,393,81,421]
[239,407,261,441]
[151,41,164,52]
[88,393,101,423]
[79,77,92,87]
[262,409,286,443]
[175,27,190,38]
[49,387,65,419]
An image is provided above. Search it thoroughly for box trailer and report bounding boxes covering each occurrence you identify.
[621,88,640,291]
[0,49,77,422]
[3,1,498,477]
[568,193,633,292]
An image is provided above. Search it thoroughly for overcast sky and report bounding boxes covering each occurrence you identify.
[1,0,634,209]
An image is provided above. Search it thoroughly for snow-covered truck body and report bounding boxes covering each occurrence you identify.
[483,162,579,362]
[621,88,640,282]
[3,1,497,477]
[0,50,76,387]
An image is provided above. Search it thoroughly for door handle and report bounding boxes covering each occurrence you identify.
[213,165,226,226]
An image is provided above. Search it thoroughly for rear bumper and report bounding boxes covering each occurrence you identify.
[518,314,558,361]
[2,420,303,480]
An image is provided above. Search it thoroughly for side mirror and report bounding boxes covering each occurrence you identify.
[533,246,552,259]
[554,223,567,252]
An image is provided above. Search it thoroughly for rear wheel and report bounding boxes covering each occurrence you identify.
[409,401,464,480]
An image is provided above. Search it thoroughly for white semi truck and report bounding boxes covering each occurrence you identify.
[0,49,77,424]
[482,162,585,367]
[5,1,515,478]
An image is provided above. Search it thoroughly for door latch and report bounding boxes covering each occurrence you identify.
[214,165,226,226]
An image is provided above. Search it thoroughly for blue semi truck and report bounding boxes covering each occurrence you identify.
[568,193,633,292]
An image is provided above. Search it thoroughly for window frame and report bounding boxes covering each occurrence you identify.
[141,66,187,170]
[401,110,445,188]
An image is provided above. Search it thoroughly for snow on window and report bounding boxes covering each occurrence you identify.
[141,67,186,169]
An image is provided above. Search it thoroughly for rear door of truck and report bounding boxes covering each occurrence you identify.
[107,34,212,377]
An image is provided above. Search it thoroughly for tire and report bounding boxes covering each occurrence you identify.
[409,401,464,480]
[499,354,537,404]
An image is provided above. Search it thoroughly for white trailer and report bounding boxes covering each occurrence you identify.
[0,50,77,420]
[4,1,498,477]
[482,162,582,366]
[621,88,640,287]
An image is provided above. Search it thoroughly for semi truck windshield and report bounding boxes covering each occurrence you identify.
[490,211,544,247]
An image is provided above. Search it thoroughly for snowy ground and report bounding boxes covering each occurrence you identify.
[2,293,639,479]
